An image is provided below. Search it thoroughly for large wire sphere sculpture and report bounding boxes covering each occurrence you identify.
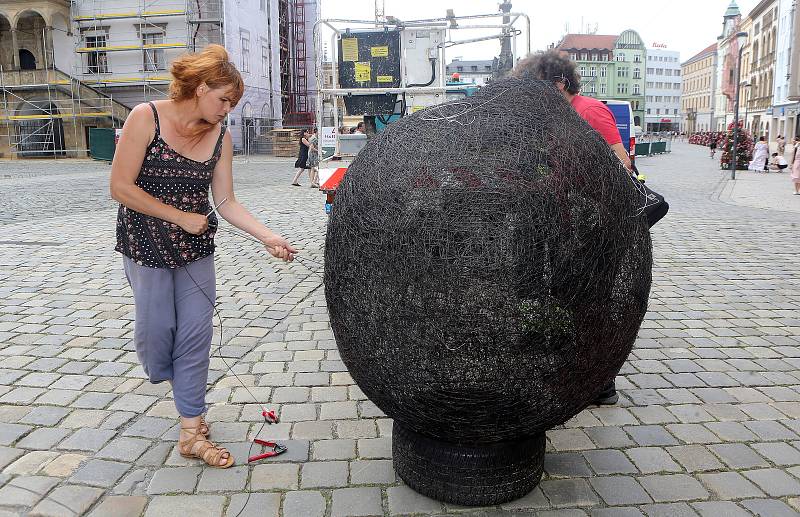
[324,77,652,499]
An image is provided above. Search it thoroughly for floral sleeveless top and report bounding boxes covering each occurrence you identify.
[115,102,226,268]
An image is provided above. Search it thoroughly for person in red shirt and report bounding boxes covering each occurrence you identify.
[511,50,630,406]
[511,50,632,171]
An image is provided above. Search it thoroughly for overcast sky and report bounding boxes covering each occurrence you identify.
[320,0,760,62]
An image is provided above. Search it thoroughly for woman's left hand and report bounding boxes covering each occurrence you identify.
[262,233,298,262]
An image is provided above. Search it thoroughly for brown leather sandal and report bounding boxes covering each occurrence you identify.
[199,416,210,437]
[179,426,234,468]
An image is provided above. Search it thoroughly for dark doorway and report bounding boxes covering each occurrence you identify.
[19,49,36,70]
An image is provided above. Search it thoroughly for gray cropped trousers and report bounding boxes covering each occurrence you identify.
[123,254,215,418]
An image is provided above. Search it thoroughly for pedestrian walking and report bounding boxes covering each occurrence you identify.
[110,44,297,468]
[792,136,800,195]
[752,136,770,172]
[777,135,786,155]
[307,127,320,188]
[291,129,312,186]
[709,138,717,159]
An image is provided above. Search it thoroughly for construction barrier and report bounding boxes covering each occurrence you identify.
[89,127,116,161]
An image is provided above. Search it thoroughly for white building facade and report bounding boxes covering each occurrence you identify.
[644,46,682,132]
[771,0,799,141]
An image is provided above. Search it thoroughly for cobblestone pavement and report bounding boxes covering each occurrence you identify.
[0,142,799,516]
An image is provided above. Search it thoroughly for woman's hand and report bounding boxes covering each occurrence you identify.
[178,212,209,235]
[262,233,298,262]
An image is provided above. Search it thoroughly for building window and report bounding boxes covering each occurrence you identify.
[646,67,654,74]
[646,81,654,88]
[616,52,625,62]
[633,67,641,79]
[589,66,596,77]
[142,28,166,71]
[633,54,641,62]
[579,65,586,77]
[581,52,588,60]
[83,29,109,73]
[600,83,607,94]
[570,53,577,61]
[617,67,628,78]
[261,40,269,77]
[656,108,660,114]
[617,83,628,94]
[647,108,651,114]
[471,65,478,71]
[633,83,640,95]
[240,30,250,73]
[599,66,607,77]
[591,53,598,61]
[673,108,678,115]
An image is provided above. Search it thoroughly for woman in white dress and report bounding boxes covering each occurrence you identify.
[752,136,770,173]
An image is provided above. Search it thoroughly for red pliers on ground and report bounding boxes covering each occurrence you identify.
[248,439,287,462]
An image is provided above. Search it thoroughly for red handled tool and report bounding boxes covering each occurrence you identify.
[248,439,287,462]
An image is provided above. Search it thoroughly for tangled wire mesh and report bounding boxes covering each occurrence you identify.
[325,77,652,442]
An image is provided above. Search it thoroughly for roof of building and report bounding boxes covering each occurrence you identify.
[682,42,717,65]
[724,0,740,17]
[557,34,618,51]
[446,59,493,70]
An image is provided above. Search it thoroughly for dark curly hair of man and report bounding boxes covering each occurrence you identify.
[511,50,581,94]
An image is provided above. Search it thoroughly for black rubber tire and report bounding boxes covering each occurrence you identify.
[392,423,546,506]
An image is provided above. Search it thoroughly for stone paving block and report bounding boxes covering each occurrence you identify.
[751,441,800,466]
[544,452,593,478]
[336,420,378,439]
[589,508,644,517]
[4,451,59,476]
[584,426,634,448]
[146,467,201,494]
[88,496,149,517]
[744,419,799,440]
[666,445,725,472]
[740,498,800,517]
[250,462,299,490]
[301,460,349,488]
[0,447,24,471]
[94,437,151,462]
[349,459,395,484]
[357,437,392,459]
[19,407,71,427]
[707,443,769,469]
[28,485,104,516]
[225,493,280,517]
[548,429,597,451]
[70,458,130,488]
[196,465,248,492]
[583,449,637,474]
[320,401,358,420]
[624,425,679,446]
[0,475,59,507]
[0,423,32,446]
[540,478,599,507]
[640,503,700,517]
[312,439,356,460]
[122,417,174,438]
[742,468,800,496]
[58,428,116,452]
[589,476,652,505]
[626,447,682,473]
[639,474,709,502]
[144,495,225,517]
[330,487,383,517]
[697,472,765,499]
[282,490,326,517]
[665,423,721,444]
[0,388,45,405]
[17,428,71,451]
[690,501,751,517]
[704,421,758,441]
[498,487,550,510]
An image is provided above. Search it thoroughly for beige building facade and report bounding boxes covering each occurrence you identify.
[681,43,717,133]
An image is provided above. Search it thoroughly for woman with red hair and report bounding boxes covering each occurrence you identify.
[110,44,296,468]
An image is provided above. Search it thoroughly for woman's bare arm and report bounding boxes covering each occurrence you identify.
[211,131,297,260]
[109,104,207,234]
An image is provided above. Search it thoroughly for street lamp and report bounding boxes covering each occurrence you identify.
[741,81,752,132]
[731,31,748,180]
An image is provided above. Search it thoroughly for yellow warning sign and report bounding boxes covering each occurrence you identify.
[410,106,428,113]
[342,38,359,62]
[371,46,389,57]
[377,75,394,83]
[355,62,371,82]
